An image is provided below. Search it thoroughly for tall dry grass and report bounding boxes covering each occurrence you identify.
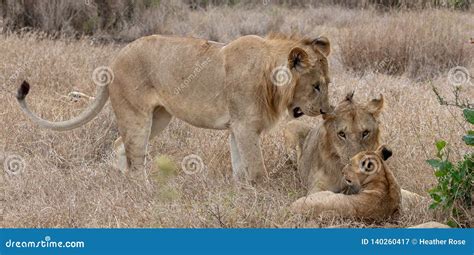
[1,5,473,228]
[338,9,473,80]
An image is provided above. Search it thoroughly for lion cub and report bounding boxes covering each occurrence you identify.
[291,145,401,220]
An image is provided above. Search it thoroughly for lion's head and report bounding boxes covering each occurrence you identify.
[262,34,333,120]
[286,36,333,118]
[322,93,384,164]
[341,145,393,194]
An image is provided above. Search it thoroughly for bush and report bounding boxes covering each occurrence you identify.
[427,108,474,227]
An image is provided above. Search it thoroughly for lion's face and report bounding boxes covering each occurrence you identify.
[286,37,333,119]
[290,67,332,118]
[323,93,384,165]
[341,145,392,194]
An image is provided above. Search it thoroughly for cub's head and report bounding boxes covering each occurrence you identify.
[341,145,392,194]
[285,36,333,118]
[322,93,384,164]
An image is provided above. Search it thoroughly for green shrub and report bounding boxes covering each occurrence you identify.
[427,108,474,227]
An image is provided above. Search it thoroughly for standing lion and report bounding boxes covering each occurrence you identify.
[16,33,333,183]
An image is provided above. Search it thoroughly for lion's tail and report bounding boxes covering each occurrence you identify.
[16,80,109,131]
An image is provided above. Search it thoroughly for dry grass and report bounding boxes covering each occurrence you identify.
[338,9,473,80]
[1,5,473,228]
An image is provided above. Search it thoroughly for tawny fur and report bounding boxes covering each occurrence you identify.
[285,94,425,212]
[17,34,333,182]
[291,146,401,220]
[285,94,384,194]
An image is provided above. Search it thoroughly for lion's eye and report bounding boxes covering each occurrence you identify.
[338,131,346,139]
[313,83,321,92]
[362,130,370,138]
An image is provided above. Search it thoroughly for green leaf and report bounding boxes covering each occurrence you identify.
[446,220,458,228]
[463,134,474,146]
[435,140,447,152]
[429,203,439,209]
[439,161,453,171]
[463,109,474,124]
[452,171,461,182]
[435,170,447,177]
[427,159,441,169]
[431,193,442,202]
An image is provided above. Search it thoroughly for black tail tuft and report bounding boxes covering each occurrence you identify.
[17,81,30,101]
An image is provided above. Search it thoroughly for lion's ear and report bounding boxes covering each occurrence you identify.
[376,145,392,161]
[311,36,330,57]
[366,94,384,117]
[288,47,310,72]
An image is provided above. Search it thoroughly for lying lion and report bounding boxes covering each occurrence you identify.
[285,93,424,211]
[16,33,334,182]
[285,92,384,194]
[291,146,401,220]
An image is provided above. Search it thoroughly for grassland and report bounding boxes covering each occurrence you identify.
[1,3,473,228]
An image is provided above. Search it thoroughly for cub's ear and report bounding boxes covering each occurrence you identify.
[376,145,392,161]
[311,36,330,57]
[288,47,310,71]
[367,94,384,117]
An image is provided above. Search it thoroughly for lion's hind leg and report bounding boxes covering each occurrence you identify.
[113,107,172,174]
[113,136,128,173]
[149,107,172,140]
[110,100,154,182]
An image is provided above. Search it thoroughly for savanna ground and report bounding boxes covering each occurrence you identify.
[1,1,473,228]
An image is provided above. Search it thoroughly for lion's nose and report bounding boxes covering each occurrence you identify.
[345,178,352,185]
[320,109,326,114]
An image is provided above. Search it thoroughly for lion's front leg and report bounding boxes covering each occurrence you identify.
[229,132,242,176]
[231,125,268,183]
[291,191,357,217]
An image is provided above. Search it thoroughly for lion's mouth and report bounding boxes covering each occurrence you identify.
[292,107,304,118]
